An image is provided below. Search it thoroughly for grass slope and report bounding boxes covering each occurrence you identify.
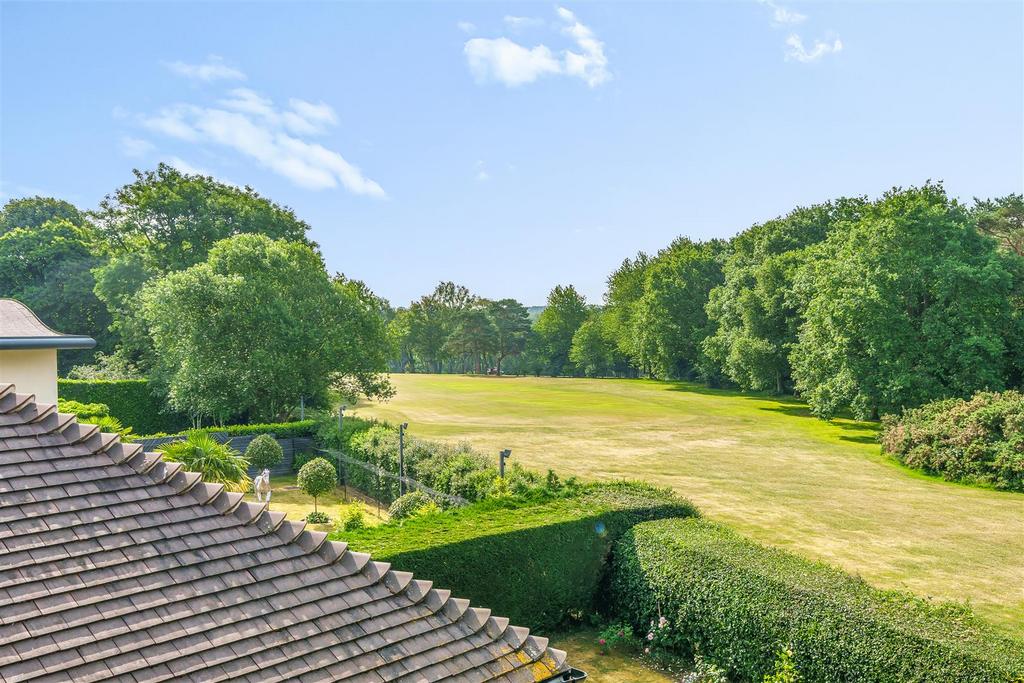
[356,374,1024,637]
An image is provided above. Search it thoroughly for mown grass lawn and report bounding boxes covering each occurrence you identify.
[356,374,1024,637]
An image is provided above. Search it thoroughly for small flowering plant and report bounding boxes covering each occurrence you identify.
[596,622,637,655]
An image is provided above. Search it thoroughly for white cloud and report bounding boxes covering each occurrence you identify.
[503,15,544,30]
[457,21,476,34]
[120,136,154,158]
[784,34,843,62]
[758,1,842,63]
[218,88,338,136]
[464,7,610,88]
[759,0,806,26]
[140,91,384,197]
[163,55,246,82]
[465,38,562,86]
[556,7,610,87]
[164,156,211,177]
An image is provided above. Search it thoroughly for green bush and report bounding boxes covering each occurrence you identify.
[246,434,284,471]
[342,507,365,531]
[58,378,188,435]
[881,390,1024,491]
[387,491,432,520]
[305,511,330,524]
[334,482,697,631]
[610,518,1024,683]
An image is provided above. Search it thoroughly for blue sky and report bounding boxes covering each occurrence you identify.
[2,1,1022,306]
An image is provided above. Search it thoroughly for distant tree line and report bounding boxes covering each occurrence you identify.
[0,164,393,425]
[391,183,1024,420]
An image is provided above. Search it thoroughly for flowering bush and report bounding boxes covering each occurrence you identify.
[596,623,637,655]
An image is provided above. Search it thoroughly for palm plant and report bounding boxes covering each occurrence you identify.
[159,431,252,492]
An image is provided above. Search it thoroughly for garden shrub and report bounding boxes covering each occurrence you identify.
[881,390,1024,491]
[246,434,284,471]
[334,482,697,631]
[342,507,365,531]
[387,490,432,520]
[158,431,251,492]
[58,378,189,435]
[610,517,1024,682]
[58,399,135,440]
[305,511,330,524]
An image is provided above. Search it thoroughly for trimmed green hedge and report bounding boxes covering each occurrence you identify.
[611,518,1024,682]
[139,420,319,440]
[333,483,697,631]
[58,379,188,435]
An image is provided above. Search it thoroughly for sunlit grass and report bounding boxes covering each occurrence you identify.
[244,476,390,532]
[552,630,676,683]
[356,374,1024,637]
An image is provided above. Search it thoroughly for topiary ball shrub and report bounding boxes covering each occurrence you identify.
[305,511,331,524]
[387,490,432,520]
[297,457,337,514]
[246,434,284,471]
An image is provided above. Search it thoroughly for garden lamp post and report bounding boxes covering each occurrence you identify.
[399,422,409,495]
[499,449,511,478]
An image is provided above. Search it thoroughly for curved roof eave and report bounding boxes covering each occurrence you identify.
[0,336,97,350]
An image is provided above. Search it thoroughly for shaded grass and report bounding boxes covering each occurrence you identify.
[356,374,1024,637]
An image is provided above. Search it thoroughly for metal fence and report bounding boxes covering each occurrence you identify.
[317,448,468,509]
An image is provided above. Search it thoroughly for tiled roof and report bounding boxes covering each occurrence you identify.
[0,300,95,349]
[0,384,572,682]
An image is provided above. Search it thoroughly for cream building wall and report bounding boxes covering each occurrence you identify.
[0,348,58,404]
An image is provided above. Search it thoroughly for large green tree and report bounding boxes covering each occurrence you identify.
[703,199,865,393]
[535,285,588,376]
[635,238,726,381]
[603,252,651,376]
[91,164,314,368]
[140,234,391,423]
[0,199,112,370]
[569,310,617,377]
[0,196,86,236]
[791,183,1015,419]
[445,305,497,373]
[973,194,1024,257]
[486,298,532,375]
[95,163,311,270]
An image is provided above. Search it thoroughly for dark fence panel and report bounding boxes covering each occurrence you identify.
[139,434,315,477]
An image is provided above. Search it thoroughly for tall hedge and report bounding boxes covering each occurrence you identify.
[611,518,1024,682]
[334,483,697,631]
[58,379,188,435]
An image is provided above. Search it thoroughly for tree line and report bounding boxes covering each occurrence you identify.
[3,169,1020,423]
[390,184,1024,420]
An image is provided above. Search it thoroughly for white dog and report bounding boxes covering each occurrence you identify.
[253,469,272,503]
